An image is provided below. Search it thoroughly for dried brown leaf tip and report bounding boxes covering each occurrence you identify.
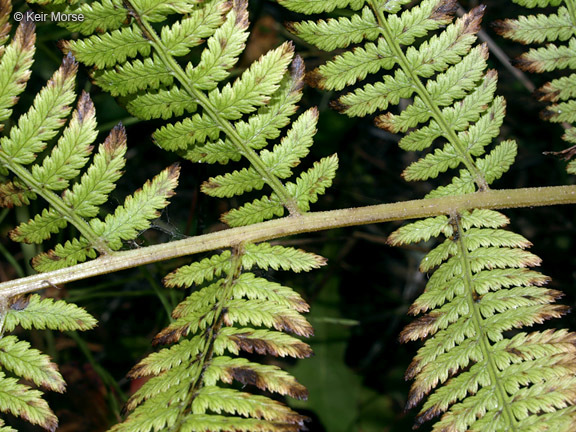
[230,332,313,358]
[75,90,96,124]
[544,143,576,161]
[460,4,485,36]
[54,51,78,84]
[0,180,34,208]
[398,313,440,343]
[225,365,309,400]
[534,82,560,103]
[0,0,12,45]
[153,323,190,346]
[31,250,60,268]
[430,0,458,22]
[231,0,248,29]
[15,19,36,52]
[305,68,326,90]
[103,123,127,156]
[513,55,540,73]
[272,313,313,337]
[290,55,306,92]
[492,19,519,41]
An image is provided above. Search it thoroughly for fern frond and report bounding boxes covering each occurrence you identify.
[3,294,97,332]
[53,1,345,429]
[0,57,180,270]
[0,291,96,430]
[115,243,316,431]
[390,209,575,431]
[0,20,34,129]
[280,0,576,429]
[0,372,57,432]
[62,0,337,226]
[0,336,64,393]
[495,0,576,174]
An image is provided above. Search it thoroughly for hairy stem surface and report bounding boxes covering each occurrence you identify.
[0,185,574,297]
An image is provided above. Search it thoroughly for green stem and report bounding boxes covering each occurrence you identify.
[368,0,490,191]
[454,214,517,431]
[124,0,302,216]
[0,185,574,297]
[170,245,245,430]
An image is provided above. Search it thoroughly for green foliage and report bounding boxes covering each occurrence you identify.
[494,0,576,174]
[0,49,180,271]
[44,0,344,429]
[59,0,337,227]
[280,0,576,429]
[0,1,181,428]
[0,278,97,431]
[112,244,321,431]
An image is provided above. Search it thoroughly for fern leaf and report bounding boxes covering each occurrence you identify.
[0,20,35,128]
[30,91,97,191]
[64,0,334,220]
[0,373,57,432]
[242,243,326,272]
[120,242,317,430]
[208,42,294,120]
[205,356,308,399]
[9,208,66,244]
[0,418,16,432]
[3,294,97,332]
[223,299,313,336]
[192,386,307,424]
[201,108,319,197]
[61,124,126,218]
[0,53,76,165]
[232,273,309,311]
[159,0,227,57]
[288,7,380,51]
[31,238,97,272]
[164,250,232,287]
[495,2,576,174]
[0,67,179,269]
[221,194,285,227]
[0,179,35,207]
[288,154,339,212]
[57,1,342,429]
[218,327,313,358]
[186,59,306,165]
[152,114,220,153]
[64,0,335,224]
[63,26,150,69]
[0,336,65,393]
[509,0,563,9]
[278,0,367,14]
[516,39,576,73]
[494,7,574,44]
[281,0,576,429]
[126,86,197,120]
[89,163,180,250]
[94,56,173,97]
[55,0,128,35]
[186,0,249,92]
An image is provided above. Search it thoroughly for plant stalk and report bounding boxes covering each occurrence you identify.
[1,185,575,297]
